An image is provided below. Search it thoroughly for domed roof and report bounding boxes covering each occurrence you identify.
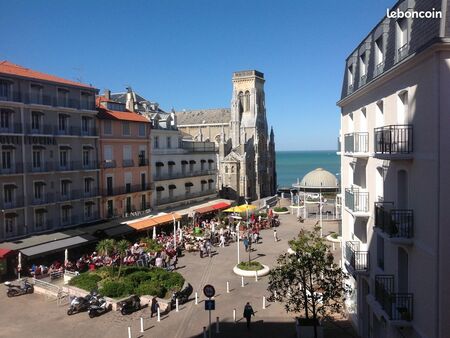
[298,168,339,189]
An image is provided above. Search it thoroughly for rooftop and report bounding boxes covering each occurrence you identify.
[0,61,95,89]
[175,108,231,125]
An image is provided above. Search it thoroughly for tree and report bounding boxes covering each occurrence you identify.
[115,239,130,278]
[267,226,350,338]
[96,239,116,257]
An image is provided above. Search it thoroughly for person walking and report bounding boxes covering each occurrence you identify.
[273,229,278,242]
[243,236,249,252]
[150,297,159,318]
[219,234,225,247]
[243,302,255,329]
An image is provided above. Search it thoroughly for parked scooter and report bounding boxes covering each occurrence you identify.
[170,283,193,309]
[88,295,110,318]
[67,293,93,315]
[5,279,34,297]
[118,295,141,315]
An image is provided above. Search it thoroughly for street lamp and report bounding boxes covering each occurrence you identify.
[172,213,177,249]
[319,182,323,237]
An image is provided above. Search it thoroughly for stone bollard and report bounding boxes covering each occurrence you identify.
[227,281,230,293]
[263,296,266,309]
[255,270,258,282]
[195,292,198,304]
[176,298,179,312]
[140,317,144,333]
[241,276,244,287]
[157,307,161,322]
[233,308,236,322]
[128,327,131,338]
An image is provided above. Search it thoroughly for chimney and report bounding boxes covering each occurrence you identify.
[126,87,135,112]
[104,89,111,100]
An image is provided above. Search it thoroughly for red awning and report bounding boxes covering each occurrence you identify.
[195,202,231,214]
[0,248,14,259]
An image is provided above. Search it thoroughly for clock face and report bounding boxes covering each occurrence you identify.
[203,284,215,298]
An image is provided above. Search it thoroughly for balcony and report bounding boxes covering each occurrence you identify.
[375,202,413,244]
[102,184,153,197]
[181,141,216,153]
[397,43,409,62]
[345,188,369,217]
[156,189,217,206]
[138,158,149,166]
[29,193,55,206]
[344,132,369,157]
[0,196,25,209]
[348,84,354,94]
[60,215,81,227]
[122,159,135,167]
[0,123,22,134]
[374,61,385,77]
[0,163,24,175]
[82,188,100,198]
[27,162,54,173]
[359,74,367,86]
[35,219,54,232]
[101,160,116,169]
[375,275,414,322]
[25,124,97,136]
[374,125,413,159]
[344,241,369,274]
[153,170,216,181]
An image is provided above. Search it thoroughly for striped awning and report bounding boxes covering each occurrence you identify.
[194,202,231,215]
[128,213,182,231]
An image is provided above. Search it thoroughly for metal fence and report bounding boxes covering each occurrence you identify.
[374,125,413,155]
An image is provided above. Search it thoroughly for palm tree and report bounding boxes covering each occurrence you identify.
[96,239,116,257]
[115,239,130,278]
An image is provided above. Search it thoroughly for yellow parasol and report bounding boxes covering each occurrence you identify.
[237,204,257,212]
[223,206,242,213]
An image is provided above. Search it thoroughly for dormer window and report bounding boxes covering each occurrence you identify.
[347,64,354,92]
[396,18,408,61]
[30,84,43,104]
[81,92,93,110]
[106,102,126,112]
[359,52,367,85]
[375,37,384,66]
[0,79,12,100]
[57,88,69,107]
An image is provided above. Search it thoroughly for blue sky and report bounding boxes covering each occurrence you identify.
[0,0,394,150]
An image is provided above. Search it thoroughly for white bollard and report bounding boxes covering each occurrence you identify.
[333,243,336,251]
[128,327,131,338]
[203,326,207,338]
[216,316,220,333]
[255,270,258,282]
[263,296,266,309]
[140,317,144,333]
[226,281,230,293]
[241,276,244,287]
[176,298,179,312]
[195,292,198,305]
[157,307,161,322]
[233,308,236,322]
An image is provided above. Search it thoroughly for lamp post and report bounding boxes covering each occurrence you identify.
[172,213,177,248]
[319,182,323,237]
[237,220,240,264]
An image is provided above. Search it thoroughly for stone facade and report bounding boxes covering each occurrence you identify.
[176,70,277,202]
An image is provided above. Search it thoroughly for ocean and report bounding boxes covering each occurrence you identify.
[276,150,340,188]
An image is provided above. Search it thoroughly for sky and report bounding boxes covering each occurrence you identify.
[0,0,394,151]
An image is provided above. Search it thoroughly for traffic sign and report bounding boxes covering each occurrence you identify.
[203,284,215,298]
[204,299,215,310]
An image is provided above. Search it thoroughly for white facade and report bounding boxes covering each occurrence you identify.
[338,1,450,337]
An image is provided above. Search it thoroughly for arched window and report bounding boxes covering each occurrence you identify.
[244,91,250,111]
[225,166,228,174]
[238,92,243,115]
[231,166,234,173]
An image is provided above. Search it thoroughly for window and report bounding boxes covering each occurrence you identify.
[84,178,92,194]
[104,120,112,135]
[396,18,408,60]
[61,180,70,197]
[126,196,132,213]
[182,162,187,175]
[244,91,250,111]
[106,176,113,195]
[35,210,45,228]
[30,84,42,104]
[82,116,91,134]
[201,181,206,192]
[189,162,194,172]
[59,149,68,168]
[107,200,114,218]
[58,114,68,132]
[138,150,146,166]
[138,123,146,137]
[347,64,354,87]
[81,92,92,110]
[84,203,93,218]
[141,173,146,190]
[34,182,43,200]
[208,180,213,190]
[122,122,130,136]
[154,136,159,149]
[156,190,162,201]
[359,51,367,78]
[168,163,174,176]
[58,89,69,107]
[32,150,42,169]
[123,145,132,166]
[141,194,146,210]
[0,110,10,129]
[167,136,171,149]
[375,36,384,66]
[185,186,191,194]
[0,80,11,99]
[31,112,41,131]
[397,91,408,125]
[83,149,90,167]
[2,150,12,169]
[61,206,71,224]
[377,235,384,270]
[208,160,213,170]
[5,216,15,236]
[225,166,228,174]
[155,165,161,178]
[4,185,14,204]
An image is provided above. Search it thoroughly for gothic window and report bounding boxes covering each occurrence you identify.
[238,92,243,115]
[244,91,250,111]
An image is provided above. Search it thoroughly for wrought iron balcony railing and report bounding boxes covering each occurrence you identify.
[102,184,153,197]
[345,241,369,272]
[375,275,413,321]
[345,188,369,213]
[0,163,24,175]
[344,132,369,154]
[374,125,413,156]
[375,202,414,238]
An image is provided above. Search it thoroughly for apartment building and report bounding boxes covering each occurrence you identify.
[110,89,218,210]
[0,61,100,241]
[97,91,152,219]
[337,1,450,337]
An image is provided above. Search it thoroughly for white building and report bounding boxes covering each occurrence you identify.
[337,1,450,337]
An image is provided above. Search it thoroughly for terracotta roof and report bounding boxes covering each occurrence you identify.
[128,213,182,231]
[97,108,150,123]
[0,61,95,89]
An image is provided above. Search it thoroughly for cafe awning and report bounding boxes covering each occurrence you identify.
[128,213,182,232]
[20,235,96,258]
[104,224,134,237]
[194,202,231,215]
[0,248,15,259]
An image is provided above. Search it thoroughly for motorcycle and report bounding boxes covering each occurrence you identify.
[67,293,93,315]
[170,282,193,309]
[5,279,34,297]
[118,295,141,315]
[88,295,110,318]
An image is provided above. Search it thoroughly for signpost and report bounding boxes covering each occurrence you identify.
[203,285,216,338]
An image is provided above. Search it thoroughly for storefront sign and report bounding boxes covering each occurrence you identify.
[123,208,152,218]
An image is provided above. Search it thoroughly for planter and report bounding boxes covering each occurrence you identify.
[273,210,290,215]
[233,264,270,277]
[295,318,324,338]
[325,234,341,243]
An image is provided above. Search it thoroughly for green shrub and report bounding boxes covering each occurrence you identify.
[136,281,166,298]
[161,272,184,292]
[93,266,116,279]
[100,280,134,298]
[125,271,152,287]
[274,207,288,212]
[69,273,102,291]
[330,233,339,239]
[237,261,264,271]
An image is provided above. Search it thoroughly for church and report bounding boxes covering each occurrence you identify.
[176,70,277,202]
